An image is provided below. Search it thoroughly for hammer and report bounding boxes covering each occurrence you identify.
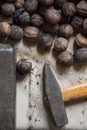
[0,44,16,130]
[44,63,87,127]
[62,81,87,102]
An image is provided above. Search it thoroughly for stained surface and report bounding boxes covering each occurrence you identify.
[0,44,16,130]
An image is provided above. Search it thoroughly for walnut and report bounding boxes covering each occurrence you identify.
[57,51,73,66]
[53,37,68,52]
[0,22,11,38]
[59,24,73,38]
[24,26,40,42]
[1,3,15,16]
[63,2,76,17]
[14,8,30,26]
[16,59,32,75]
[10,25,23,41]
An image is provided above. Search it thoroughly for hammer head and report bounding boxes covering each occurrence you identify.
[0,44,16,130]
[44,63,68,127]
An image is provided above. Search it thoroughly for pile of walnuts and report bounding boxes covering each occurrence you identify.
[0,0,87,68]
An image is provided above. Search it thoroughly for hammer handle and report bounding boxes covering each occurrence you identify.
[61,82,87,102]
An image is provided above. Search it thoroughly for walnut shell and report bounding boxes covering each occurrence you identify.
[31,14,44,27]
[54,37,68,52]
[14,8,30,26]
[83,18,87,34]
[71,16,83,28]
[40,6,61,24]
[0,22,11,38]
[57,51,73,66]
[10,25,23,41]
[54,0,66,8]
[59,13,71,24]
[77,0,87,16]
[0,15,14,25]
[14,0,24,9]
[75,33,87,47]
[59,24,73,38]
[63,2,76,17]
[74,48,87,62]
[1,3,15,16]
[16,59,32,75]
[38,33,53,51]
[39,0,54,6]
[24,26,40,42]
[42,23,59,34]
[24,0,38,14]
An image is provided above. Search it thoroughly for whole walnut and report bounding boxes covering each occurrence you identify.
[0,22,11,38]
[0,15,14,25]
[16,59,32,75]
[24,26,40,42]
[1,3,15,16]
[57,51,73,66]
[71,16,83,28]
[14,8,30,26]
[74,48,87,62]
[59,24,73,38]
[63,2,76,17]
[38,33,53,51]
[75,33,87,47]
[31,14,44,27]
[10,25,23,41]
[77,0,87,16]
[24,0,38,14]
[53,37,68,52]
[42,23,59,34]
[83,18,87,34]
[54,0,66,8]
[14,0,24,9]
[39,0,54,6]
[40,6,61,24]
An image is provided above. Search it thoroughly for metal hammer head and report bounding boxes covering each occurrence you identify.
[43,63,68,127]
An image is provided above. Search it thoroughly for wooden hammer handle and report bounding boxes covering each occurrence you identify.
[61,82,87,102]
